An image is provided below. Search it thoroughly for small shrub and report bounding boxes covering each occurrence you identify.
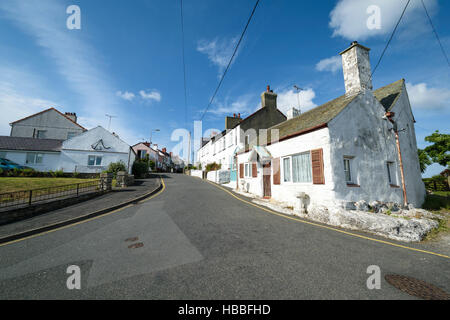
[132,161,148,178]
[106,161,127,178]
[205,162,221,172]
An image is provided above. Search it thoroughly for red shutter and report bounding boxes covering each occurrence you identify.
[252,163,258,178]
[240,163,244,179]
[311,149,325,185]
[273,158,280,185]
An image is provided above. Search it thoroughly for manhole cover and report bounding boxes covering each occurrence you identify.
[128,242,144,249]
[385,274,450,300]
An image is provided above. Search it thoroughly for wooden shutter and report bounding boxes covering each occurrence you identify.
[239,163,244,179]
[311,149,325,185]
[252,163,258,178]
[273,158,280,185]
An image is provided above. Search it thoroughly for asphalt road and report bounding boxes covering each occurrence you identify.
[0,173,448,299]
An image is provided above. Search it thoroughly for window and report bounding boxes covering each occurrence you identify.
[88,155,102,166]
[283,158,291,182]
[26,153,43,164]
[244,163,252,178]
[67,132,77,139]
[292,152,312,183]
[36,130,47,139]
[343,157,353,183]
[387,162,396,185]
[245,135,250,146]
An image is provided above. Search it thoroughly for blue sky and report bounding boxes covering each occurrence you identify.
[0,0,448,176]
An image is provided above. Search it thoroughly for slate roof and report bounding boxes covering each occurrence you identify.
[267,79,405,142]
[373,79,405,112]
[0,136,63,152]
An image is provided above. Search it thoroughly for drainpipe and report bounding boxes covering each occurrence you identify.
[385,112,408,207]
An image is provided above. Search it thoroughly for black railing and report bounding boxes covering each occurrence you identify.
[0,180,101,210]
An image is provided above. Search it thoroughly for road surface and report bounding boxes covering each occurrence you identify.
[0,173,448,299]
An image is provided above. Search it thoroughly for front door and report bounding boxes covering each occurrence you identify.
[263,162,271,198]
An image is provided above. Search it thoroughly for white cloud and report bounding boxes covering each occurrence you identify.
[139,90,161,102]
[206,95,253,116]
[316,56,342,73]
[406,82,450,110]
[329,0,437,40]
[0,0,144,144]
[197,37,238,75]
[276,88,317,115]
[116,91,135,101]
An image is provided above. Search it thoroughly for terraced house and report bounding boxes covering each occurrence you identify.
[234,42,425,208]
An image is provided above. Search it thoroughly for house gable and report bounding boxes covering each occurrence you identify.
[62,126,130,153]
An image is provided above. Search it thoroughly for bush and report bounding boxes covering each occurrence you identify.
[205,162,221,172]
[105,161,127,178]
[132,161,148,178]
[423,175,449,192]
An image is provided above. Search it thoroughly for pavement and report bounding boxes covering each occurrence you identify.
[0,173,448,299]
[0,176,161,240]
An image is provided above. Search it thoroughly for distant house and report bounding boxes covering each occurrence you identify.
[0,136,62,172]
[132,142,158,162]
[197,92,287,172]
[235,42,425,208]
[9,108,86,140]
[0,126,135,174]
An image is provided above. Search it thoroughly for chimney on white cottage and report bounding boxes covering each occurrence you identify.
[339,41,373,96]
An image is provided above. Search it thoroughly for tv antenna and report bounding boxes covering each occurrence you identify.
[105,114,117,131]
[293,85,304,113]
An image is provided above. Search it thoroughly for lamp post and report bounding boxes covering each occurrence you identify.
[150,129,160,147]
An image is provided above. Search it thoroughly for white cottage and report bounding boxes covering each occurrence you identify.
[235,42,425,208]
[60,126,135,174]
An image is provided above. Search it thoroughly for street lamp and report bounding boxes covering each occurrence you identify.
[150,129,160,147]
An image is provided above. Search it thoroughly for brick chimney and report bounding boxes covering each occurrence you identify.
[261,85,277,109]
[340,41,373,96]
[65,112,77,123]
[225,113,242,129]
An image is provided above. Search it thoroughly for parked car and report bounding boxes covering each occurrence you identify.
[0,158,32,171]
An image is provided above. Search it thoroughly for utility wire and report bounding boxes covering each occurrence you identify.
[372,0,411,76]
[421,0,450,68]
[200,0,260,121]
[180,0,189,127]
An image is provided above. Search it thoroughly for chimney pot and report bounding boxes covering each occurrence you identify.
[267,85,270,92]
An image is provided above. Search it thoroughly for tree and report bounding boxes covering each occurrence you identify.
[424,131,450,168]
[418,149,432,173]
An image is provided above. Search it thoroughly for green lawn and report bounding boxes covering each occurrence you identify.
[0,177,97,194]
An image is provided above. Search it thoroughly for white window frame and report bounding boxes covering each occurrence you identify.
[88,155,103,166]
[244,163,252,178]
[26,152,44,165]
[282,157,291,182]
[282,152,312,184]
[343,156,355,184]
[36,130,47,139]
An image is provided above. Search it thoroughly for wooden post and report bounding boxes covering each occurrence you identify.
[28,190,33,206]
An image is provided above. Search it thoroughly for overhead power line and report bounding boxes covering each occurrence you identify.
[372,0,411,76]
[421,0,450,68]
[200,0,260,121]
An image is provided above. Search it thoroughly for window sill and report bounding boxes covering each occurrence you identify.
[390,184,400,188]
[347,183,360,187]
